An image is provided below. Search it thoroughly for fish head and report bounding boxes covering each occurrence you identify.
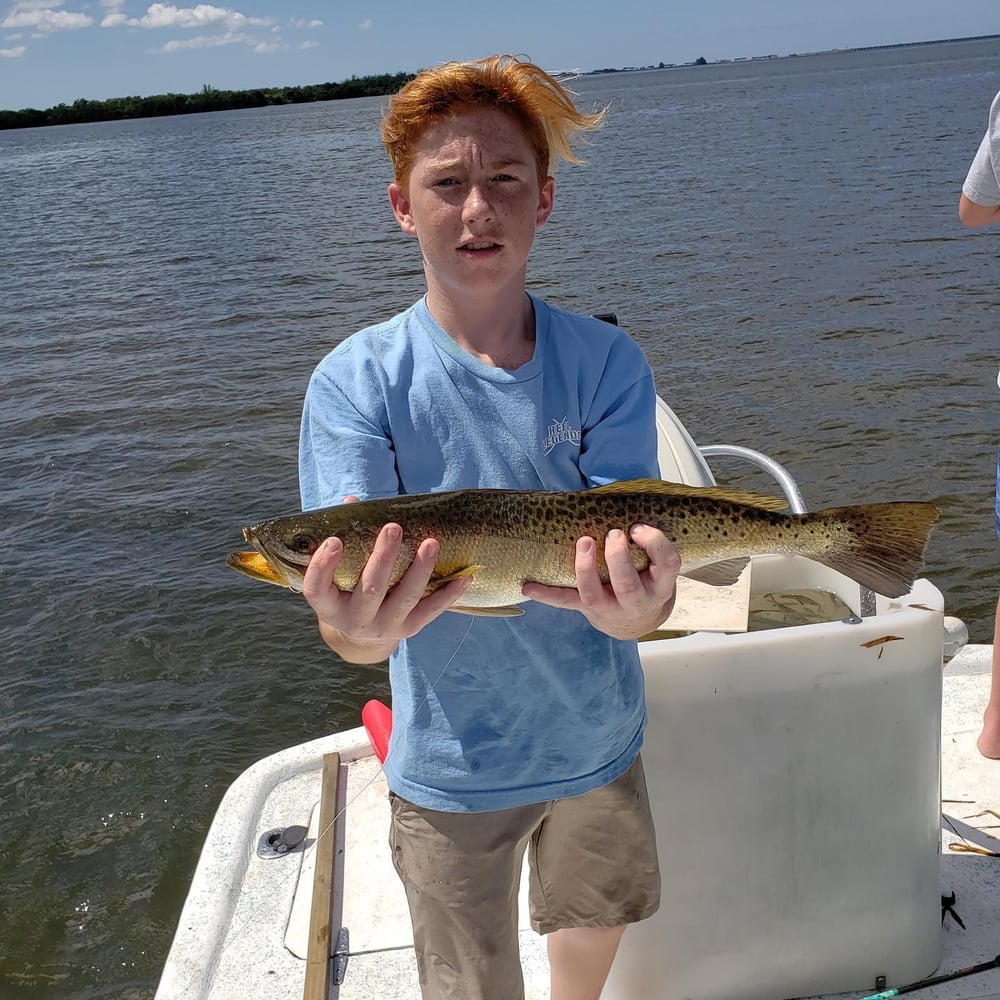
[234,516,334,593]
[227,505,377,593]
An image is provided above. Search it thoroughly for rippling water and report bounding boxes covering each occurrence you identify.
[2,38,1000,997]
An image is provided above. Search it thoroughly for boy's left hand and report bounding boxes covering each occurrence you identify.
[522,525,680,639]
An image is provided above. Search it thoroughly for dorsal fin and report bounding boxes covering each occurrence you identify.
[585,478,789,512]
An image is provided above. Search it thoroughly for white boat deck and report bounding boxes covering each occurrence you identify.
[157,645,1000,1000]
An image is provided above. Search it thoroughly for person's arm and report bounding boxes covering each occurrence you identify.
[298,361,469,663]
[960,100,1000,227]
[959,192,1000,227]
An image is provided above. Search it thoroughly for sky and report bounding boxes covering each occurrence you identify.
[0,0,997,111]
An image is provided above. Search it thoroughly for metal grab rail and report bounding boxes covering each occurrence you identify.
[698,444,808,514]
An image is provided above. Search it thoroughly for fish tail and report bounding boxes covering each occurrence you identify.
[809,502,940,599]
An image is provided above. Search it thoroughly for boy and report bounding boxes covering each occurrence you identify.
[959,86,1000,760]
[299,55,680,999]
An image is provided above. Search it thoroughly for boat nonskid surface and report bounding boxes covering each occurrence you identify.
[157,642,1000,1000]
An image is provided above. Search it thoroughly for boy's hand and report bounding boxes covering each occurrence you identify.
[301,497,471,663]
[522,525,680,640]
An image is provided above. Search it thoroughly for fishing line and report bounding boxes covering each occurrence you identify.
[174,614,476,998]
[310,612,476,840]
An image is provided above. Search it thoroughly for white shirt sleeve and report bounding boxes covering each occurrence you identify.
[963,90,1000,207]
[963,131,1000,206]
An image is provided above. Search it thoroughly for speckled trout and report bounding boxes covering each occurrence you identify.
[226,479,939,616]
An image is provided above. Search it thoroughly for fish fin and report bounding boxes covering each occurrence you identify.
[447,605,526,618]
[682,558,751,588]
[808,502,940,599]
[226,550,289,588]
[586,478,789,511]
[425,564,485,594]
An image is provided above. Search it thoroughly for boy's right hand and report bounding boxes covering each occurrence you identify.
[301,497,471,663]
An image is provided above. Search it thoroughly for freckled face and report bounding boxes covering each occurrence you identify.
[388,106,555,302]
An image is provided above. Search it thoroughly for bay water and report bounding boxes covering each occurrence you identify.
[2,37,999,997]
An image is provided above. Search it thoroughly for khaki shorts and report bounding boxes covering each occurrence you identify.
[388,755,660,1000]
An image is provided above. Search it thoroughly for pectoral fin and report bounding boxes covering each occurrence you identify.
[427,563,524,615]
[682,557,751,588]
[424,564,484,595]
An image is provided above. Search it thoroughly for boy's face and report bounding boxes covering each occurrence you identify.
[388,106,555,304]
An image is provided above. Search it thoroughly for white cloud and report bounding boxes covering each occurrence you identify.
[160,29,247,50]
[358,18,372,30]
[0,2,93,31]
[0,0,324,74]
[103,3,274,32]
[156,27,285,54]
[98,0,124,20]
[9,0,62,11]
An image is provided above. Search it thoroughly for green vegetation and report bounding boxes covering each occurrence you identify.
[0,72,416,130]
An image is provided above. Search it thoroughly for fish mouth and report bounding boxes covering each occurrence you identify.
[226,549,288,588]
[230,527,306,592]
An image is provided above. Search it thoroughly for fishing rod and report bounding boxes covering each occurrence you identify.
[857,952,1000,999]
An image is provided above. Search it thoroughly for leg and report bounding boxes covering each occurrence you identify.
[528,756,660,998]
[547,925,626,1000]
[388,794,545,1000]
[977,595,1000,759]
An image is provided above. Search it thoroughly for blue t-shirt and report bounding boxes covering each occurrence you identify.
[299,294,660,811]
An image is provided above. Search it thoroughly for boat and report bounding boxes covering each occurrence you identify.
[157,397,1000,1000]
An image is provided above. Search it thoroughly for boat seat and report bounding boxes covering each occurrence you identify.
[591,316,805,512]
[654,396,807,513]
[654,396,715,488]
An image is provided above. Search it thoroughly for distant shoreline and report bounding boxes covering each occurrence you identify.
[577,31,1000,76]
[3,33,999,131]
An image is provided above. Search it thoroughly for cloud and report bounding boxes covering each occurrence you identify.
[160,29,246,50]
[0,44,27,56]
[102,3,274,32]
[0,2,93,32]
[91,3,317,57]
[97,0,124,20]
[358,18,372,31]
[156,27,287,55]
[298,39,317,50]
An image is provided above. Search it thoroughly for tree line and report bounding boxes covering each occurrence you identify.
[0,72,416,130]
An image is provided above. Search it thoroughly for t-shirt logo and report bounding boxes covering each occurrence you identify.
[543,416,581,455]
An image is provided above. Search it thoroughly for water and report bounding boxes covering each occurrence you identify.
[747,589,859,631]
[2,38,999,998]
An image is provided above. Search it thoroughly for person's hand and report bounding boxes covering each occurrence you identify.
[522,525,680,640]
[301,497,471,662]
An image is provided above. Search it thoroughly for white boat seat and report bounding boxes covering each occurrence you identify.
[593,312,803,511]
[654,396,807,512]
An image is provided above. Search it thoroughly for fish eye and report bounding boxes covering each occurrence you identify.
[290,534,315,554]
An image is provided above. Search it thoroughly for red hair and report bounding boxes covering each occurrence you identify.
[380,54,606,184]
